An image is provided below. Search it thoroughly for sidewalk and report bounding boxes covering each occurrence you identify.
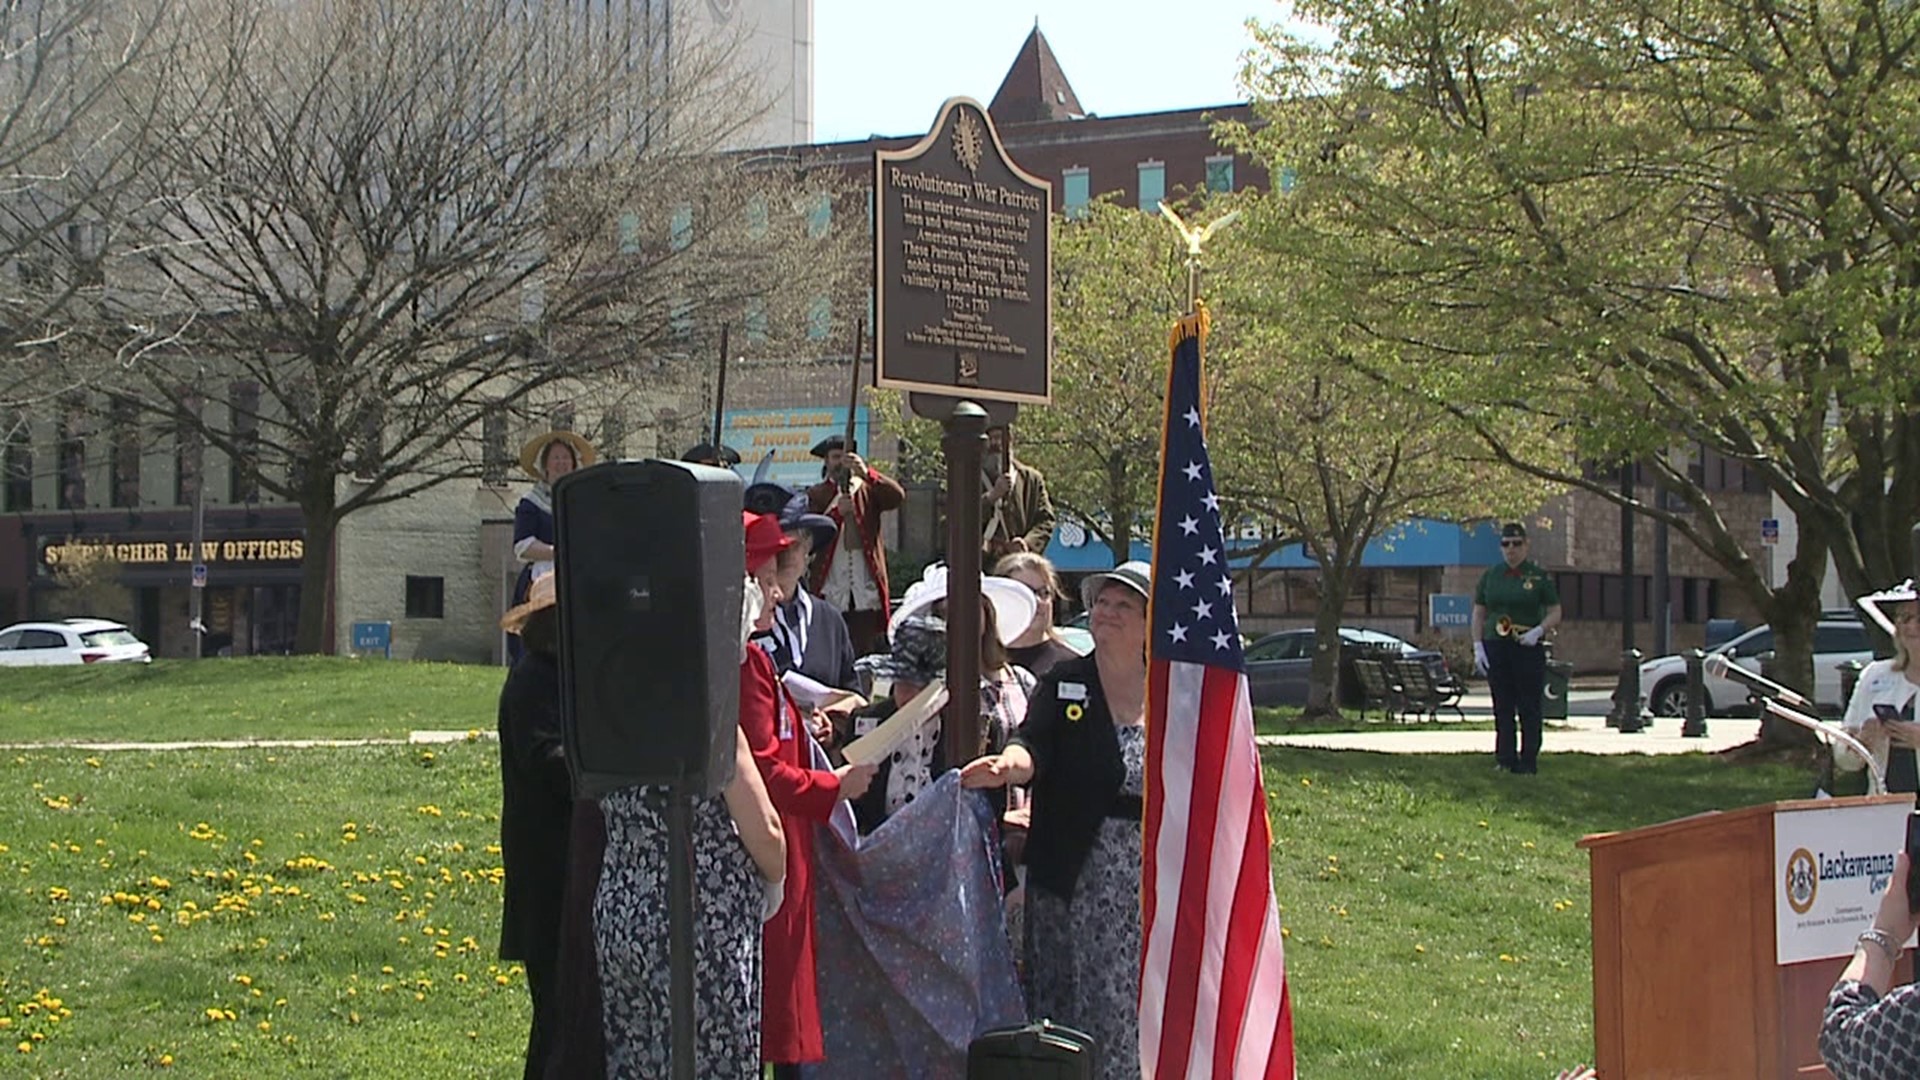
[1255,688,1762,756]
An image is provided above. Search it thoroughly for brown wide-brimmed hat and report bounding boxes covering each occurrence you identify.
[500,572,557,634]
[518,430,597,481]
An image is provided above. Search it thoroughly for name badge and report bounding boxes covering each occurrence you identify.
[1058,682,1088,702]
[778,700,795,742]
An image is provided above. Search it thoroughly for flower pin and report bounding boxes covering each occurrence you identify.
[1065,703,1085,722]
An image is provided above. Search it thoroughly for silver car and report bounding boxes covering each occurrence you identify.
[1637,615,1871,717]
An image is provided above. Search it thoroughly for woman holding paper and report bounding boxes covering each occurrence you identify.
[1836,581,1920,794]
[960,561,1152,1080]
[738,512,876,1078]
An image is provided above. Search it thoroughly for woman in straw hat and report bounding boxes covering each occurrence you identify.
[507,430,596,662]
[1836,579,1920,793]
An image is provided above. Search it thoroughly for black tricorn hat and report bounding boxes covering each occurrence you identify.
[683,442,742,467]
[810,434,854,458]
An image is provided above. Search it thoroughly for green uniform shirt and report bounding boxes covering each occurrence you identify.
[1475,559,1560,640]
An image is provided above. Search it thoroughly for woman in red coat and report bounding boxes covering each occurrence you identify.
[740,512,877,1076]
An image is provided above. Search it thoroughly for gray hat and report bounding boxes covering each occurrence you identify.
[744,481,837,553]
[1080,560,1152,611]
[855,615,947,686]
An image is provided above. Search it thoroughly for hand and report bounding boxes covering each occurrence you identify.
[961,754,1012,789]
[1002,806,1031,830]
[1873,851,1920,949]
[833,762,877,801]
[1473,640,1490,676]
[845,452,869,477]
[1008,537,1029,553]
[1518,626,1546,647]
[759,875,785,923]
[987,474,1012,502]
[1887,719,1920,750]
[805,708,833,744]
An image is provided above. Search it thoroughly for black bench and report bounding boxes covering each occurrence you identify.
[1352,657,1407,723]
[1392,656,1464,721]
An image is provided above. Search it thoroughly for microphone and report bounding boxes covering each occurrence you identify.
[1702,654,1816,710]
[1761,699,1886,796]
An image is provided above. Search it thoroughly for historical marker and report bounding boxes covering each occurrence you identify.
[875,97,1051,410]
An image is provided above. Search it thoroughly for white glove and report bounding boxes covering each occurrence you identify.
[760,874,786,923]
[1517,626,1546,647]
[1473,641,1490,676]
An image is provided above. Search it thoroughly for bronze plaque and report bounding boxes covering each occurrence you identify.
[875,97,1051,408]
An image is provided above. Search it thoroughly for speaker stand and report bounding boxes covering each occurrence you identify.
[668,783,696,1080]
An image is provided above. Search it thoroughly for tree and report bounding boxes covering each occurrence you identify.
[109,0,858,652]
[1240,0,1920,737]
[0,0,179,412]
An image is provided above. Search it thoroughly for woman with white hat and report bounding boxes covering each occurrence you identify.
[1836,579,1920,793]
[961,560,1152,1080]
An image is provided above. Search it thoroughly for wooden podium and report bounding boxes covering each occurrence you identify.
[1580,794,1914,1079]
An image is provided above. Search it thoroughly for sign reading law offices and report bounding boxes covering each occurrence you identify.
[40,536,305,570]
[875,97,1051,407]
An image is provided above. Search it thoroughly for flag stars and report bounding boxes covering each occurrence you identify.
[1184,406,1201,428]
[1174,569,1195,590]
[1168,623,1189,644]
[1190,598,1214,621]
[1197,546,1218,566]
[1210,630,1235,651]
[1217,577,1234,597]
[1202,492,1220,514]
[1182,460,1204,482]
[1178,515,1199,536]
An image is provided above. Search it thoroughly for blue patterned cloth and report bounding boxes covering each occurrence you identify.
[807,770,1025,1080]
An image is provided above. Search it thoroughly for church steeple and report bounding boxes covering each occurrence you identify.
[988,25,1085,126]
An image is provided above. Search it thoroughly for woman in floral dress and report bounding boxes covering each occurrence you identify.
[595,514,787,1080]
[962,561,1152,1080]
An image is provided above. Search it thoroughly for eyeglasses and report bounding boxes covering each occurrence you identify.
[1024,584,1054,602]
[1500,539,1526,548]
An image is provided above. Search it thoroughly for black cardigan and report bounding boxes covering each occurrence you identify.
[1010,653,1131,899]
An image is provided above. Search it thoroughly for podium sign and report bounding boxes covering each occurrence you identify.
[874,97,1051,409]
[1774,799,1912,963]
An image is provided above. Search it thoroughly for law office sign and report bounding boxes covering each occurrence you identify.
[874,97,1051,408]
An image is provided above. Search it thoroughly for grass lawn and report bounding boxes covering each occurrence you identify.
[1254,706,1498,736]
[0,660,1816,1077]
[0,658,503,743]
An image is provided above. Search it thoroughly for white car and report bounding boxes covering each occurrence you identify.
[0,619,153,666]
[1638,614,1871,717]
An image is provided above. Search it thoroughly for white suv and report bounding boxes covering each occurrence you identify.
[1638,614,1872,717]
[0,619,153,666]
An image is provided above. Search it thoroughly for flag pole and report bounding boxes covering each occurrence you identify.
[1157,202,1239,316]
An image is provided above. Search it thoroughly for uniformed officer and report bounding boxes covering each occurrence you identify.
[1471,522,1563,773]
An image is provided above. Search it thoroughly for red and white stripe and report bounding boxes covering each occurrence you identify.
[1140,660,1295,1079]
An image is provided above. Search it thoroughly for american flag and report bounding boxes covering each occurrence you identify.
[1140,309,1295,1079]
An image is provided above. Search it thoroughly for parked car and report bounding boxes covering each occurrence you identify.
[1243,627,1448,708]
[1637,612,1871,717]
[0,619,152,666]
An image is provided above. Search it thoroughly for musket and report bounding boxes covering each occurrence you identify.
[837,318,863,494]
[711,324,730,448]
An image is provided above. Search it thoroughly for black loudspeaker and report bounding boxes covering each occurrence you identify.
[554,459,744,798]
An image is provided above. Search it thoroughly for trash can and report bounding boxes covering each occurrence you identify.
[1542,660,1575,720]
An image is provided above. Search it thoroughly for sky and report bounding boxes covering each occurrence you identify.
[811,1,1308,143]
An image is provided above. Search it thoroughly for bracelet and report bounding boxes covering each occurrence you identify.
[1858,927,1902,964]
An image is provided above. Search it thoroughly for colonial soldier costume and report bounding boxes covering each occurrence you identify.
[1471,522,1562,773]
[806,435,904,656]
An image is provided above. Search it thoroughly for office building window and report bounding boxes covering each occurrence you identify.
[2,418,30,512]
[229,381,260,503]
[405,575,444,619]
[806,192,831,239]
[670,296,694,342]
[599,405,626,460]
[1137,162,1165,211]
[110,397,140,508]
[482,406,508,486]
[669,205,693,251]
[807,295,831,341]
[746,195,769,241]
[617,211,641,254]
[56,398,84,510]
[745,297,769,346]
[1205,156,1234,194]
[1063,167,1090,217]
[1279,166,1298,194]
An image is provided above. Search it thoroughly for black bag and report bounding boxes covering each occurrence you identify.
[966,1019,1097,1079]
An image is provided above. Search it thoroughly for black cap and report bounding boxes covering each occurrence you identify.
[1500,522,1527,540]
[810,434,853,458]
[683,443,742,466]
